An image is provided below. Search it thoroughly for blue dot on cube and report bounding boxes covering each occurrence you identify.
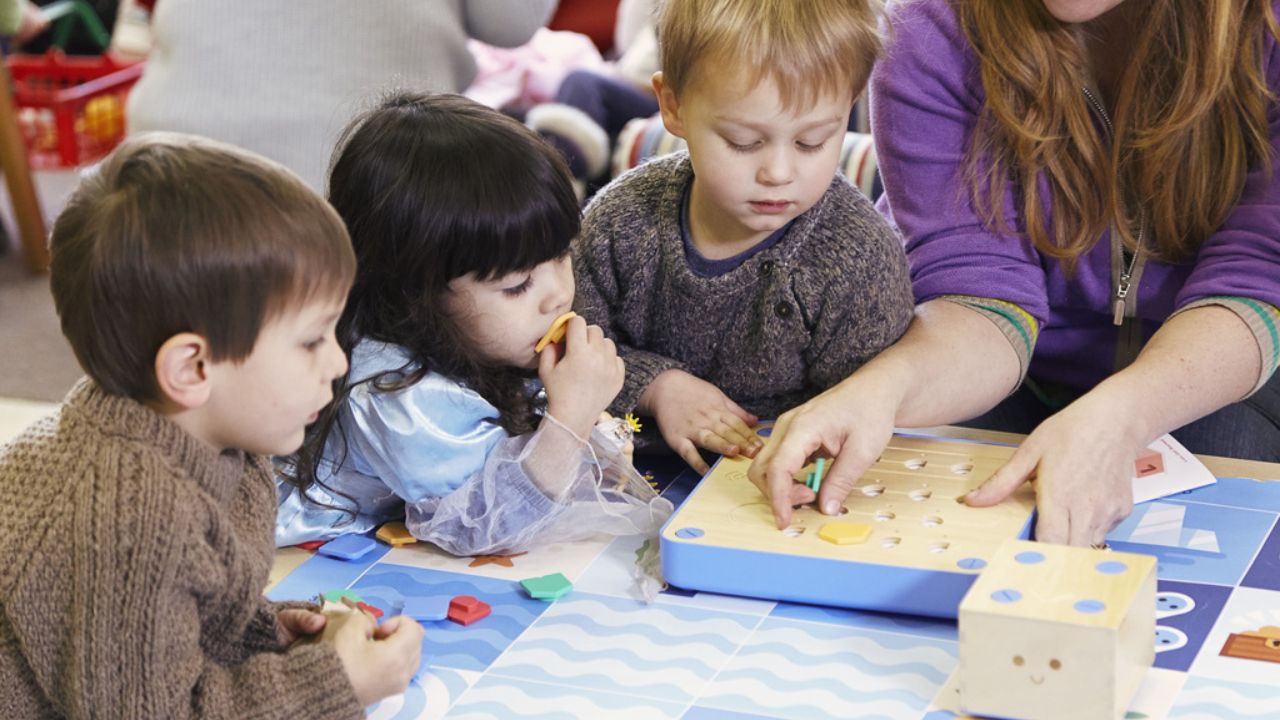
[1074,598,1106,614]
[991,588,1022,603]
[1095,560,1128,575]
[957,557,987,570]
[676,527,705,539]
[1014,551,1046,564]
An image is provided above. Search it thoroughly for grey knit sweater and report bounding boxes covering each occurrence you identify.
[0,379,362,719]
[574,152,914,420]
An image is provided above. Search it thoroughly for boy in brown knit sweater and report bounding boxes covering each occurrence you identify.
[573,0,913,473]
[0,134,424,717]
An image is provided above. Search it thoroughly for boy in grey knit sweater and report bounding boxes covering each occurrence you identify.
[573,0,913,473]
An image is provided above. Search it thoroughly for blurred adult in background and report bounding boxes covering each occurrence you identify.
[127,0,557,191]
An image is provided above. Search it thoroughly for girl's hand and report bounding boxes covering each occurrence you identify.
[324,609,425,707]
[540,316,625,437]
[642,369,761,474]
[965,399,1138,546]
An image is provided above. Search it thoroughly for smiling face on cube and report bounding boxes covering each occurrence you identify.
[962,621,1106,715]
[1011,651,1064,686]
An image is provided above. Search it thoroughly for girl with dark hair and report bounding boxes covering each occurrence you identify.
[276,92,670,556]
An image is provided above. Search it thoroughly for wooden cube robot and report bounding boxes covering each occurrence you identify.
[958,540,1156,720]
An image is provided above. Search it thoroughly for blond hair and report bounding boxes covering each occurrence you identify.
[657,0,884,109]
[959,0,1279,268]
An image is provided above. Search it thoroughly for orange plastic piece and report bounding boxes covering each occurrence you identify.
[376,521,418,546]
[535,312,577,352]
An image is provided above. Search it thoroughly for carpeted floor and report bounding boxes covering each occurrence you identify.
[0,245,81,403]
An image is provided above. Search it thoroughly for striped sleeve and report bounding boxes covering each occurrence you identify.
[936,295,1040,386]
[1172,296,1280,395]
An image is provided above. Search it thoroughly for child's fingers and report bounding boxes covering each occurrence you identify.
[721,396,759,427]
[331,603,377,639]
[278,608,327,641]
[537,338,561,378]
[373,614,413,639]
[561,315,589,348]
[585,322,605,345]
[676,438,711,475]
[718,413,762,454]
[696,427,741,458]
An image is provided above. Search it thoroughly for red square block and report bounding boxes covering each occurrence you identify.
[447,595,491,625]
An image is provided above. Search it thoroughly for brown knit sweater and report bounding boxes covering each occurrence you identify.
[0,379,363,719]
[574,152,915,420]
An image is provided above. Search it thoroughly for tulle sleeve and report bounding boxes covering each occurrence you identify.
[405,413,672,556]
[277,365,671,555]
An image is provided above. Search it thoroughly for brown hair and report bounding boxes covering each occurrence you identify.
[958,0,1279,268]
[656,0,884,109]
[50,132,356,401]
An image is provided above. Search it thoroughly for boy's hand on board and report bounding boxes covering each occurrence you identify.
[642,369,761,474]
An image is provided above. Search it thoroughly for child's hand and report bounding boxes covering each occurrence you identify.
[276,607,326,646]
[324,606,424,706]
[642,369,761,474]
[540,316,624,437]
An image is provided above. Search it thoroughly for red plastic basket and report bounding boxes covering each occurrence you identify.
[7,50,144,169]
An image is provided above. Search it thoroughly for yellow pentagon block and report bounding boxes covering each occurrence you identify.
[818,522,872,546]
[376,521,418,546]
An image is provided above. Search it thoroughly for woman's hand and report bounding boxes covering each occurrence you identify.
[748,376,899,529]
[965,397,1140,546]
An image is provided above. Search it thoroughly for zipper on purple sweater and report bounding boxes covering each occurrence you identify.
[1083,85,1145,327]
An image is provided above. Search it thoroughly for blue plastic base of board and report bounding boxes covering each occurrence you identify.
[659,484,1035,620]
[662,534,1035,619]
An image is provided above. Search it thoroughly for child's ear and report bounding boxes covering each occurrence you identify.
[653,72,686,139]
[154,332,213,410]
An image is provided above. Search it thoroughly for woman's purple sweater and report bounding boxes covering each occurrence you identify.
[870,0,1280,390]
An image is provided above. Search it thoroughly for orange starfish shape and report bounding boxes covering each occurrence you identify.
[468,552,528,568]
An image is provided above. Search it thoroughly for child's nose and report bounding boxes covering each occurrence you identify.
[329,343,349,381]
[758,146,796,186]
[542,268,574,314]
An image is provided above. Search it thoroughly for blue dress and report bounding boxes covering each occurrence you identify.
[276,339,669,555]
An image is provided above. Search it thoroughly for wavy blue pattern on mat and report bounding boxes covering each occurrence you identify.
[486,592,758,704]
[697,617,957,720]
[1170,676,1280,718]
[352,565,550,671]
[448,675,684,719]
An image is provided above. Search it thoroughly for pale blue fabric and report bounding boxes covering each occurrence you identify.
[275,340,554,550]
[275,340,673,556]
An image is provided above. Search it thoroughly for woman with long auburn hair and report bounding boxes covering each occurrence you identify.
[746,0,1280,547]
